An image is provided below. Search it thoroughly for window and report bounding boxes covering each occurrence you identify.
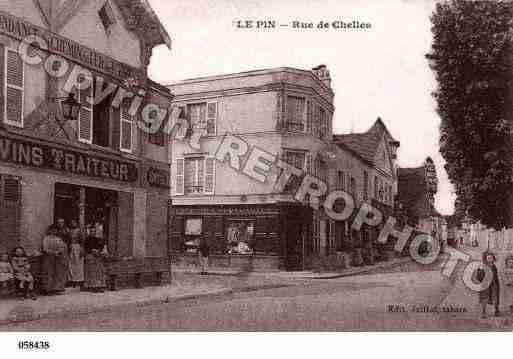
[2,47,24,127]
[350,177,356,199]
[374,176,379,199]
[319,107,327,139]
[92,87,112,148]
[337,170,345,191]
[76,77,133,151]
[119,98,133,152]
[184,157,204,194]
[175,157,215,195]
[227,220,255,255]
[99,2,116,32]
[77,76,93,144]
[0,174,21,252]
[149,109,166,147]
[185,218,202,235]
[186,102,217,136]
[363,171,369,200]
[286,96,305,131]
[282,150,306,193]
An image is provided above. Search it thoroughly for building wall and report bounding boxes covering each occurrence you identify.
[0,1,171,261]
[59,0,142,68]
[170,68,335,207]
[0,0,48,27]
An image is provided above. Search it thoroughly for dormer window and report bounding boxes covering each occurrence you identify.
[99,2,116,33]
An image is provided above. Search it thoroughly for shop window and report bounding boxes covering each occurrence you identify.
[1,46,24,127]
[255,217,279,255]
[227,219,255,255]
[184,217,202,253]
[286,96,305,132]
[186,102,217,136]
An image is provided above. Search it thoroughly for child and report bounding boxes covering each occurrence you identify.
[504,255,513,314]
[0,253,14,296]
[11,247,36,300]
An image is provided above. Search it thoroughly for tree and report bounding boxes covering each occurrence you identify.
[427,0,513,229]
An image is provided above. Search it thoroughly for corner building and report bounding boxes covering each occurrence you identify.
[168,66,335,271]
[0,0,173,285]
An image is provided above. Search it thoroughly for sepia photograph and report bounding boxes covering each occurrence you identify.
[0,0,513,352]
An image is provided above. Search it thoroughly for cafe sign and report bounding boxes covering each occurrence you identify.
[0,134,138,183]
[0,11,140,80]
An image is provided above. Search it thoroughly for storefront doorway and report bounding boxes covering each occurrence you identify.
[54,183,118,250]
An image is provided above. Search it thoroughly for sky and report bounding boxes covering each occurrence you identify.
[147,0,455,215]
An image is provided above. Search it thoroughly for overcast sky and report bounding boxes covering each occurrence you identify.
[147,0,455,215]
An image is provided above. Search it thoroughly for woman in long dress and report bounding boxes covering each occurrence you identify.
[68,220,84,287]
[83,226,107,292]
[41,224,68,295]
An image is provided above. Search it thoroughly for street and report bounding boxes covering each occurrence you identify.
[4,252,513,331]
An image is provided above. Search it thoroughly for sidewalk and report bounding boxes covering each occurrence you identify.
[0,256,412,326]
[0,282,230,326]
[173,256,413,280]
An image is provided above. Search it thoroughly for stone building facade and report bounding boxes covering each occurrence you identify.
[168,66,336,271]
[332,118,400,264]
[0,0,173,283]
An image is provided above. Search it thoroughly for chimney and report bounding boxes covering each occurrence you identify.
[312,64,331,89]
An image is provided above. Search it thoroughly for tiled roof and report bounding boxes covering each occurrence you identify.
[333,117,399,165]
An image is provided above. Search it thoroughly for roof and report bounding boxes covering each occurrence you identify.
[113,0,172,49]
[167,66,334,95]
[333,117,400,165]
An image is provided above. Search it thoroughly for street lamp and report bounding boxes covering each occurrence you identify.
[57,93,81,121]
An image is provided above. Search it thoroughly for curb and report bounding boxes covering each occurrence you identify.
[0,288,234,327]
[0,283,293,327]
[309,258,413,279]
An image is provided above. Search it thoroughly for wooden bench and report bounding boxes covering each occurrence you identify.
[106,257,171,291]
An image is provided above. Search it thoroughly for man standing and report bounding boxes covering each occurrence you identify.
[198,234,211,275]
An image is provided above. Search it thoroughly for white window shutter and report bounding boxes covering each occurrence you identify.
[5,50,24,127]
[204,156,215,194]
[206,102,217,135]
[175,158,185,195]
[120,99,133,152]
[78,85,93,143]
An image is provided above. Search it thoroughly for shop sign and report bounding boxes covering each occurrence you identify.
[0,134,138,183]
[0,11,139,80]
[146,167,169,188]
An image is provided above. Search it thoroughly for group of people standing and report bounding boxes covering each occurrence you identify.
[39,218,108,295]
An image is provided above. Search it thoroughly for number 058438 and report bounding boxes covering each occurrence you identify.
[18,341,50,350]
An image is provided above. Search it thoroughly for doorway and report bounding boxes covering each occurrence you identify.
[54,183,118,251]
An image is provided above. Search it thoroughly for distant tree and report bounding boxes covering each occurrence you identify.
[427,0,513,229]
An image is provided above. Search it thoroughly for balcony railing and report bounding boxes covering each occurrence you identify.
[284,120,305,132]
[185,185,204,194]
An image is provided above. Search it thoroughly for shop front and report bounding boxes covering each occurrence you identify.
[168,203,313,271]
[0,130,171,287]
